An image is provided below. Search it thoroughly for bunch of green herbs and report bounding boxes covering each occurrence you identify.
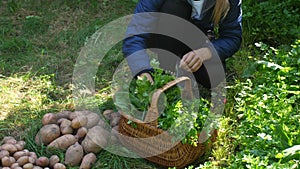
[127,69,211,146]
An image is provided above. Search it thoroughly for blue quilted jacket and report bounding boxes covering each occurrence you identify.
[123,0,242,77]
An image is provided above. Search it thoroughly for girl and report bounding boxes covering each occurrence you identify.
[123,0,242,89]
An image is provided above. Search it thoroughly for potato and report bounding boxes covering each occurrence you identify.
[14,143,24,151]
[79,153,97,169]
[57,118,67,125]
[71,115,88,129]
[10,156,16,162]
[2,167,12,169]
[102,109,114,120]
[68,113,77,121]
[13,167,22,169]
[29,152,38,160]
[53,163,67,169]
[35,124,61,145]
[110,112,120,127]
[16,156,29,166]
[64,142,84,166]
[11,162,20,168]
[81,126,109,154]
[59,119,73,135]
[2,136,15,143]
[75,127,88,140]
[4,137,17,145]
[1,156,12,167]
[69,110,92,120]
[35,156,49,167]
[42,113,58,125]
[97,118,108,129]
[110,126,120,145]
[23,163,34,169]
[1,143,17,154]
[23,149,30,154]
[0,150,9,158]
[49,155,60,168]
[47,134,77,150]
[61,126,73,135]
[56,111,72,120]
[32,166,43,169]
[60,118,71,126]
[15,140,26,151]
[28,156,36,164]
[17,140,26,147]
[13,151,28,160]
[84,113,100,129]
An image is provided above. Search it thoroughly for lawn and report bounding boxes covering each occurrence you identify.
[0,0,299,168]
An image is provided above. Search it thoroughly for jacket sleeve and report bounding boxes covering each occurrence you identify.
[122,0,165,77]
[211,0,242,62]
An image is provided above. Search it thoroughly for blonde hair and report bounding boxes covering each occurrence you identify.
[212,0,230,25]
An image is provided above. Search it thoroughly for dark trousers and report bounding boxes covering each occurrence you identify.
[147,0,226,89]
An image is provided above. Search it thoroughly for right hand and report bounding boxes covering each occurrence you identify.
[138,73,154,84]
[180,47,212,72]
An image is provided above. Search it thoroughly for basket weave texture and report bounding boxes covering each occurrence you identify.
[117,76,218,168]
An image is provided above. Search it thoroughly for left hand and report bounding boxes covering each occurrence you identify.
[180,47,212,72]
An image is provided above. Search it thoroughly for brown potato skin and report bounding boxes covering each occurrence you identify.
[59,119,73,135]
[84,113,100,129]
[35,156,50,167]
[53,163,67,169]
[79,153,97,169]
[1,143,18,155]
[23,163,34,169]
[49,155,60,168]
[42,113,58,125]
[1,156,12,167]
[64,142,84,167]
[13,151,28,160]
[0,150,10,159]
[75,127,88,140]
[81,126,109,154]
[16,156,29,166]
[56,111,72,120]
[47,134,77,150]
[71,116,88,129]
[35,124,61,145]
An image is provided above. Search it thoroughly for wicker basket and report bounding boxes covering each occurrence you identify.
[117,76,218,168]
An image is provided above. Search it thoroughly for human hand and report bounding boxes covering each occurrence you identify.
[138,72,154,84]
[180,47,212,72]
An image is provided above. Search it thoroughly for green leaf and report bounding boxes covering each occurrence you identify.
[242,62,258,78]
[276,145,300,162]
[256,60,283,70]
[273,124,293,148]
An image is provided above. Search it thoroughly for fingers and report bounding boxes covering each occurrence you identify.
[180,52,192,71]
[138,73,154,84]
[190,58,202,71]
[180,51,203,72]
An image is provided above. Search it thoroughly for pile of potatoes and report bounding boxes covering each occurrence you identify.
[0,110,121,169]
[0,136,66,169]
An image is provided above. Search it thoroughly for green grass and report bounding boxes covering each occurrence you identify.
[93,147,157,169]
[0,0,299,169]
[0,0,136,84]
[0,73,71,139]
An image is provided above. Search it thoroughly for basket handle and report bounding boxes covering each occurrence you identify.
[144,76,193,127]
